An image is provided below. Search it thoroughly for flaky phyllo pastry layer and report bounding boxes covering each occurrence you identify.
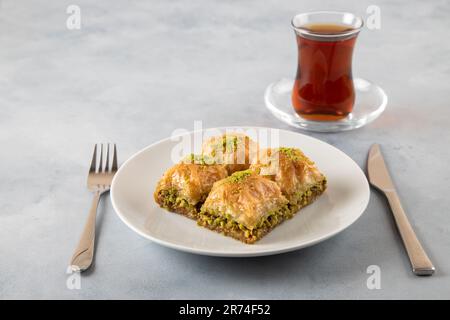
[198,170,289,243]
[154,160,228,219]
[154,134,327,244]
[201,132,259,174]
[250,147,327,212]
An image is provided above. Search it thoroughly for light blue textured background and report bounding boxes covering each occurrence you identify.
[1,0,449,299]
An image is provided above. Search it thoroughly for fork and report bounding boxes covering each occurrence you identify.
[70,143,118,272]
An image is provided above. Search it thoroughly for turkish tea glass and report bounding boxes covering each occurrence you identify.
[291,11,363,121]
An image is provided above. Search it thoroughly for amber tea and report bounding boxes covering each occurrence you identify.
[291,13,363,121]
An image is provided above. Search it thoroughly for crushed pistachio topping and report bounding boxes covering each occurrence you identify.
[227,170,253,183]
[210,135,240,153]
[223,136,239,150]
[159,187,194,210]
[182,153,215,165]
[288,179,327,210]
[198,205,289,239]
[278,147,313,164]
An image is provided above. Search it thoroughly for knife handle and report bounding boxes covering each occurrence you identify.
[384,191,435,276]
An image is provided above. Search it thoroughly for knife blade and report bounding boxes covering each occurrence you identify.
[367,144,435,276]
[368,144,395,192]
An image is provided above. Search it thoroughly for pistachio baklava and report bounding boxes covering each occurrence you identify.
[250,147,327,213]
[198,170,290,244]
[154,157,228,219]
[202,133,259,174]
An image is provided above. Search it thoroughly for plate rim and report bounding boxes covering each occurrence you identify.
[110,126,370,257]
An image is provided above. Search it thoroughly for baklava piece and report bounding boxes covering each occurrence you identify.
[198,170,290,244]
[250,147,327,213]
[202,133,259,174]
[154,157,228,219]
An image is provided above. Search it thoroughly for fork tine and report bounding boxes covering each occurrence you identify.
[89,144,97,173]
[112,144,118,171]
[105,144,110,172]
[99,143,104,173]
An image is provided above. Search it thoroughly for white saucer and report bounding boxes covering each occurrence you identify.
[264,78,387,132]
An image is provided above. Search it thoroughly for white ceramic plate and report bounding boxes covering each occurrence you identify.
[111,127,370,257]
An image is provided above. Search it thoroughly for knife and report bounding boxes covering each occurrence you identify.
[367,144,435,276]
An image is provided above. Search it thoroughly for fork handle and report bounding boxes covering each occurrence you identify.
[384,190,435,276]
[70,191,101,271]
